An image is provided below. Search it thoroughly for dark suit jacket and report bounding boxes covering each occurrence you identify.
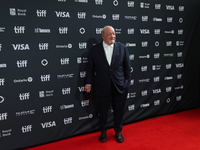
[85,41,131,96]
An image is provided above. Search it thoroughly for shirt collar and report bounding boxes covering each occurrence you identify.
[103,41,114,48]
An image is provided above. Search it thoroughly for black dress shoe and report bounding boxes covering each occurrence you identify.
[100,131,107,142]
[116,132,124,143]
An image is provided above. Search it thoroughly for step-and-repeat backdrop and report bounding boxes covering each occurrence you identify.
[0,0,199,149]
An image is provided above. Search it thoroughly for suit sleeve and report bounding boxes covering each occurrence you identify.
[123,46,132,85]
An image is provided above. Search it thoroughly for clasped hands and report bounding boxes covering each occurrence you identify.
[84,84,92,93]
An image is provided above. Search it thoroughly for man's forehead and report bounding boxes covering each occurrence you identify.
[105,28,115,33]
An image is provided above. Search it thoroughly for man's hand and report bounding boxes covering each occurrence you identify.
[85,84,92,93]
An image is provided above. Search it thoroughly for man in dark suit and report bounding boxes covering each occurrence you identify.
[85,26,131,143]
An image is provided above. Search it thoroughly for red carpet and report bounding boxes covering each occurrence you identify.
[24,108,200,150]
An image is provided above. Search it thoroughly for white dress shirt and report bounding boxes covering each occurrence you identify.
[103,41,114,66]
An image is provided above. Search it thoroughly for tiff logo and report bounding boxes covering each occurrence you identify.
[0,78,5,86]
[16,60,28,68]
[154,29,161,34]
[141,66,147,71]
[39,43,49,50]
[127,1,134,7]
[59,27,68,34]
[128,104,135,111]
[167,17,173,22]
[60,58,70,65]
[142,16,148,21]
[127,28,134,34]
[177,52,183,57]
[19,92,30,100]
[141,90,148,96]
[41,74,50,82]
[166,64,172,69]
[96,28,103,34]
[176,95,182,101]
[166,41,172,46]
[43,106,52,113]
[141,41,148,47]
[95,0,103,5]
[179,6,184,11]
[112,14,120,20]
[166,87,172,92]
[62,87,71,95]
[0,113,8,121]
[154,76,160,82]
[79,42,87,49]
[155,4,161,9]
[77,12,86,19]
[22,125,32,133]
[14,26,25,34]
[177,74,182,79]
[154,53,160,59]
[154,100,160,106]
[64,117,73,124]
[36,10,47,17]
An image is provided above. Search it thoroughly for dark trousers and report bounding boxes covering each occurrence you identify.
[97,82,128,133]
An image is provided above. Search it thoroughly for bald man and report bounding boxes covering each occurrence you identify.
[85,26,131,143]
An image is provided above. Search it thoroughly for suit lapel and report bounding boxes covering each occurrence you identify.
[111,42,117,67]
